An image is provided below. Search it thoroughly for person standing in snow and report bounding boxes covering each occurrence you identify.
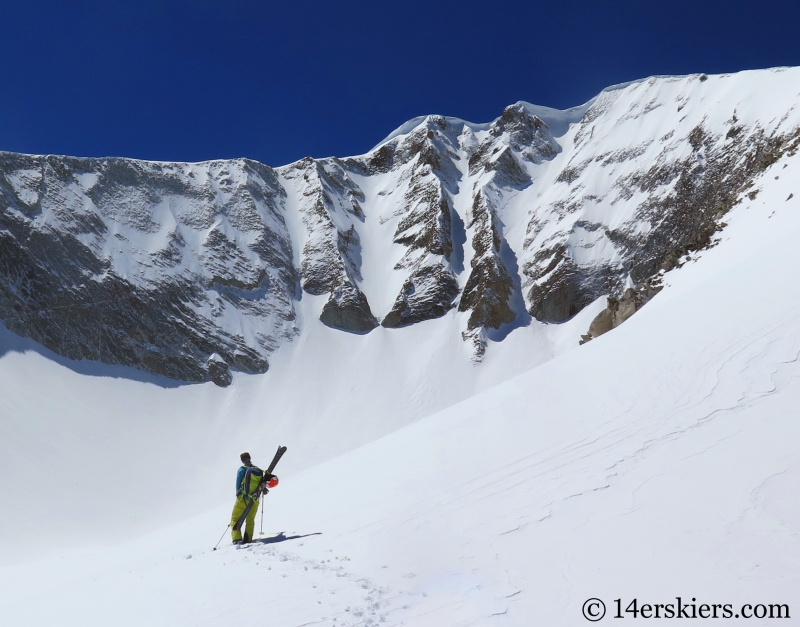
[230,452,268,544]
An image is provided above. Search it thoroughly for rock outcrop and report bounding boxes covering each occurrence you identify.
[279,158,378,333]
[579,282,662,344]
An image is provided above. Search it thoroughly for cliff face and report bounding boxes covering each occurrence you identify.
[2,68,798,384]
[0,155,298,385]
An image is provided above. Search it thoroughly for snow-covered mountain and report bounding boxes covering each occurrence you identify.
[3,67,798,384]
[1,67,800,627]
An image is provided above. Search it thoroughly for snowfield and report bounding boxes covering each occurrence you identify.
[2,70,800,626]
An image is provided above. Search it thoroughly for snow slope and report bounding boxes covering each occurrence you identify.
[0,276,598,564]
[1,103,799,625]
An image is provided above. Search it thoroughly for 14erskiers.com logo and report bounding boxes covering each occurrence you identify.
[582,597,790,620]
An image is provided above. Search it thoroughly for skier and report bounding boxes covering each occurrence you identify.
[231,452,268,544]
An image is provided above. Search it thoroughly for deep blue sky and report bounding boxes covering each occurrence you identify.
[1,0,798,166]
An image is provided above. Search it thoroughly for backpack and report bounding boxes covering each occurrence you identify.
[240,466,265,499]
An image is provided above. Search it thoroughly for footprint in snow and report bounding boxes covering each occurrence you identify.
[239,543,394,625]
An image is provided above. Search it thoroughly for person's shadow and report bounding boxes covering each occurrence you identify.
[253,531,322,545]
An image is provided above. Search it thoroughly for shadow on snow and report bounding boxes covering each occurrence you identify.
[252,531,323,545]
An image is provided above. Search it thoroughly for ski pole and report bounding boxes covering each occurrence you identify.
[212,524,230,551]
[260,493,264,535]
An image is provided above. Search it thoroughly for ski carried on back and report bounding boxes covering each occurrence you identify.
[214,446,289,550]
[267,445,288,475]
[229,446,288,540]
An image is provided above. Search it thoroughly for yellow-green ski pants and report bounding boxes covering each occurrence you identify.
[230,496,259,542]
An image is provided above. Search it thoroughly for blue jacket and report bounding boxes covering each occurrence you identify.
[235,465,250,496]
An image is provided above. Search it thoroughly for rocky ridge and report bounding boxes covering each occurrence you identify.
[1,68,798,384]
[356,115,463,329]
[278,158,378,333]
[457,104,560,355]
